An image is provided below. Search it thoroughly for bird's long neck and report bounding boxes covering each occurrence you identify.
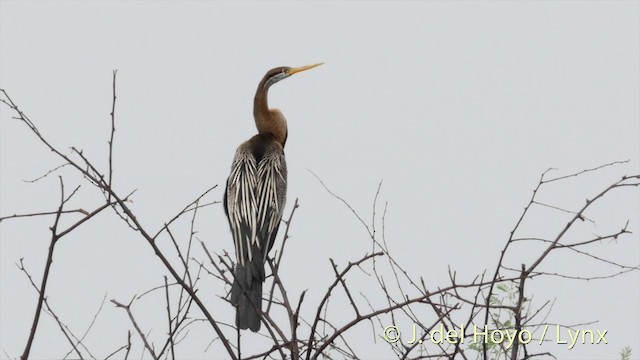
[253,82,270,126]
[254,81,287,148]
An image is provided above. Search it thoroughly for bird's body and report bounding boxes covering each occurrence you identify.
[224,64,321,331]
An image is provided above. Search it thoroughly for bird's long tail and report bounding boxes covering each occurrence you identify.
[231,264,263,332]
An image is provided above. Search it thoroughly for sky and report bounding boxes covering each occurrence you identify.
[1,1,639,359]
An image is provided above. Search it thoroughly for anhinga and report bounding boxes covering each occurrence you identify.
[224,63,322,331]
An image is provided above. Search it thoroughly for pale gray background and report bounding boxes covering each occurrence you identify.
[1,1,638,359]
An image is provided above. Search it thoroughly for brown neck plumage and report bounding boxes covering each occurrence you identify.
[253,76,287,148]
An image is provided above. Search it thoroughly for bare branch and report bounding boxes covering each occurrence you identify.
[1,208,89,222]
[111,298,158,360]
[21,177,66,360]
[108,70,117,199]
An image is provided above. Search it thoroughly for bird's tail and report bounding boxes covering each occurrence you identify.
[231,264,263,332]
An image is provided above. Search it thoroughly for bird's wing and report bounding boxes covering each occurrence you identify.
[226,146,259,266]
[255,145,287,261]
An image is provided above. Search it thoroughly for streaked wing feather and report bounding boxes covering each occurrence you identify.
[226,139,287,266]
[226,147,258,266]
[256,148,287,261]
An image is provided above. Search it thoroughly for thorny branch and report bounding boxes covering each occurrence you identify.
[18,177,114,360]
[481,162,639,360]
[17,259,85,359]
[2,75,237,359]
[3,75,638,360]
[111,298,158,360]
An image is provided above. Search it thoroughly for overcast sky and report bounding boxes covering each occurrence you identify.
[1,1,639,359]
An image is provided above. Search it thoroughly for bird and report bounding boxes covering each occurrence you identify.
[224,63,322,331]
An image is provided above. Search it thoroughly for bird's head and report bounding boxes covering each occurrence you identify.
[263,63,323,89]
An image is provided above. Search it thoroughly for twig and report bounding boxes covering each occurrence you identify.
[267,198,299,314]
[108,70,117,200]
[22,163,70,183]
[21,177,69,360]
[111,298,158,360]
[65,293,108,359]
[164,276,176,360]
[542,160,629,184]
[103,331,131,360]
[306,252,383,360]
[1,208,89,222]
[2,86,237,359]
[17,258,85,359]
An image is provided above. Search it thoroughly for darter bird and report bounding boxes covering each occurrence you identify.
[224,63,322,331]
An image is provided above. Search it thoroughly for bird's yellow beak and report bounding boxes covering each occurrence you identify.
[288,63,323,76]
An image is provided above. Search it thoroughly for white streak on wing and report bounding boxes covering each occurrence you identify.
[226,141,287,266]
[226,149,258,266]
[256,150,287,260]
